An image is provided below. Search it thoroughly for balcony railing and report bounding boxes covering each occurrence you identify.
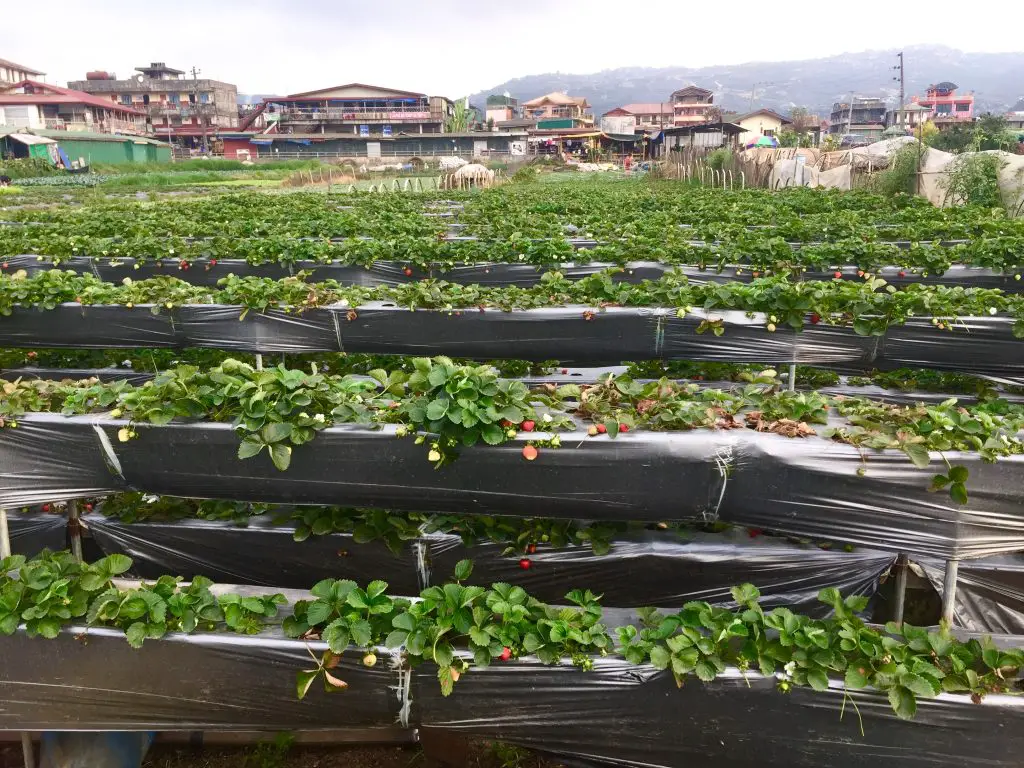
[275,106,443,123]
[42,118,146,134]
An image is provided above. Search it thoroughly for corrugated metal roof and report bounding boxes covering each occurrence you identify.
[8,133,56,145]
[0,80,145,115]
[0,58,44,75]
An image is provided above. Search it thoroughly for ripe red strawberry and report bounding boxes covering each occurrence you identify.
[810,313,821,324]
[596,424,607,434]
[84,503,93,512]
[527,543,537,554]
[561,368,568,375]
[1,262,7,269]
[501,420,513,428]
[833,271,842,279]
[403,267,413,277]
[520,420,535,432]
[518,558,531,570]
[619,424,630,433]
[748,528,762,538]
[500,647,512,661]
[898,270,906,278]
[210,259,218,266]
[42,504,50,513]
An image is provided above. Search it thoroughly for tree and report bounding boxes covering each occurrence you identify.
[977,113,1017,151]
[703,106,723,124]
[926,123,975,154]
[445,100,471,133]
[788,107,814,134]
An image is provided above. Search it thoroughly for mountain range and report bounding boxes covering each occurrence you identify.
[467,46,1024,120]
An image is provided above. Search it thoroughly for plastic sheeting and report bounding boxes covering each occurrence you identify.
[4,621,1024,768]
[414,657,1024,768]
[918,555,1024,635]
[3,414,1024,559]
[1,304,1022,374]
[0,624,398,731]
[8,512,66,555]
[8,254,1021,292]
[84,514,896,613]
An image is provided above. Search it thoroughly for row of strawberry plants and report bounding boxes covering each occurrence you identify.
[4,270,1024,337]
[7,186,1008,244]
[2,549,1020,720]
[4,357,1022,501]
[86,492,836,556]
[1,191,445,240]
[7,230,1024,276]
[6,347,1021,399]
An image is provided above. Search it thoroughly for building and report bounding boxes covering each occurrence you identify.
[219,130,528,161]
[731,109,792,146]
[522,92,593,127]
[0,80,146,134]
[670,86,715,126]
[662,122,743,154]
[828,97,887,140]
[245,83,453,137]
[1008,98,1024,132]
[0,58,44,85]
[68,63,239,146]
[0,126,171,165]
[485,94,521,125]
[911,82,975,125]
[885,102,930,134]
[600,103,672,134]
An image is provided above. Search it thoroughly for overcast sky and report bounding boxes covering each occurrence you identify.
[3,0,1021,96]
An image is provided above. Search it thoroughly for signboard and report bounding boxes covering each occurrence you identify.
[382,125,392,137]
[359,125,369,136]
[389,111,430,120]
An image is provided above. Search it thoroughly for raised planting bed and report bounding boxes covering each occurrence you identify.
[2,304,1023,374]
[2,414,1023,559]
[83,512,896,612]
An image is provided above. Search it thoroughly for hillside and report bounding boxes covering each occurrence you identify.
[469,45,1024,119]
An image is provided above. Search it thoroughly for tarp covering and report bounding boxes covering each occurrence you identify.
[84,514,896,613]
[4,622,1024,768]
[0,304,1021,375]
[8,512,67,556]
[918,555,1024,635]
[3,414,1024,559]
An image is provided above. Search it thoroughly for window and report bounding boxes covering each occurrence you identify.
[763,129,775,137]
[120,94,132,105]
[200,92,210,104]
[935,103,952,114]
[168,93,179,105]
[956,102,971,112]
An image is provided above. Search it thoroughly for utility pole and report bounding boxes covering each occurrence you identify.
[191,66,208,154]
[892,51,905,130]
[847,91,855,135]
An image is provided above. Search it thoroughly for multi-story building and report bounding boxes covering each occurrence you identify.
[68,63,238,146]
[246,83,453,136]
[0,58,44,86]
[670,86,715,126]
[600,103,672,133]
[911,82,975,124]
[0,80,146,134]
[885,102,930,134]
[521,92,593,127]
[829,97,887,140]
[485,94,521,125]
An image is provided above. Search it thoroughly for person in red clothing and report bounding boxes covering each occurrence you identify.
[623,154,633,174]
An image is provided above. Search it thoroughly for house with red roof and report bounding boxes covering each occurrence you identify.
[0,80,146,134]
[601,103,673,133]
